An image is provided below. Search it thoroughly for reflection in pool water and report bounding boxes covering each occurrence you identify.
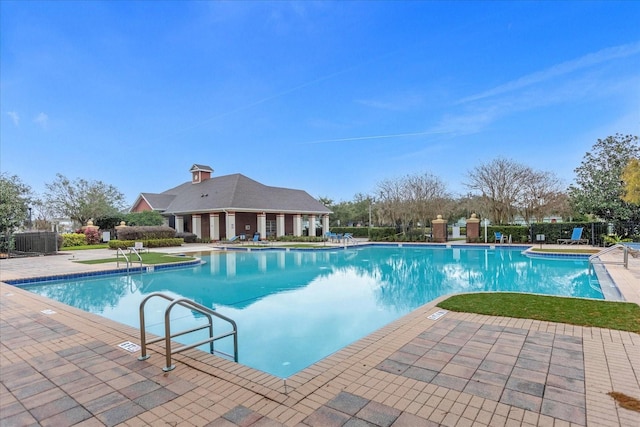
[22,246,601,377]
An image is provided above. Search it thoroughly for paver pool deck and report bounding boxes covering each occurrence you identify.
[1,243,638,426]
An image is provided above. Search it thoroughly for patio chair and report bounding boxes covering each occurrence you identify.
[128,241,149,253]
[557,227,588,244]
[494,232,504,243]
[252,233,269,245]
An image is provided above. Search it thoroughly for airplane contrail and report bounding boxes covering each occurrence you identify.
[299,129,451,145]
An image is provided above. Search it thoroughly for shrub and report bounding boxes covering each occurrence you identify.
[275,235,324,243]
[125,211,165,226]
[176,232,197,243]
[108,238,184,249]
[84,228,100,245]
[94,214,125,230]
[61,233,87,247]
[116,226,176,240]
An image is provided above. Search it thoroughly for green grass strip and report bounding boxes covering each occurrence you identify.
[62,244,110,251]
[529,248,599,254]
[437,293,640,333]
[77,252,195,265]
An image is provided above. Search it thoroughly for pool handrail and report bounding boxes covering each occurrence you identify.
[116,247,143,272]
[588,244,628,272]
[138,292,238,372]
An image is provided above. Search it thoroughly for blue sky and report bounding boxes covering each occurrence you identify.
[1,1,639,207]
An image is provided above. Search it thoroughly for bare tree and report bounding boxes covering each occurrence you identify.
[465,158,571,224]
[374,172,451,233]
[375,177,408,230]
[516,169,567,223]
[405,173,449,233]
[465,158,530,224]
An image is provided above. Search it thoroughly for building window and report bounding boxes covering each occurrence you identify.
[266,220,276,237]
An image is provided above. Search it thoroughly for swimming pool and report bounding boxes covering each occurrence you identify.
[20,245,603,378]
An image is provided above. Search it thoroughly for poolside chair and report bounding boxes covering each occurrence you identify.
[252,233,269,245]
[127,241,149,254]
[557,227,588,244]
[494,232,504,243]
[227,235,239,243]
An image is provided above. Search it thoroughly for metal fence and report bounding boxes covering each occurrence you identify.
[530,221,640,246]
[0,231,60,258]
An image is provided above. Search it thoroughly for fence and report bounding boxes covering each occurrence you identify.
[0,231,60,258]
[530,222,639,246]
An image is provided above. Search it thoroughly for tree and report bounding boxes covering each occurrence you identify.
[465,158,530,224]
[125,210,165,226]
[0,173,32,233]
[44,174,128,226]
[374,172,451,233]
[568,134,640,222]
[516,169,568,223]
[317,196,333,207]
[621,157,640,205]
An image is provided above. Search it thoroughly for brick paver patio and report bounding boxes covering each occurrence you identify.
[1,244,639,426]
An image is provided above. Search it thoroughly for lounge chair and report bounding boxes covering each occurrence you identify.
[252,233,269,245]
[557,227,588,244]
[128,241,149,253]
[494,232,504,243]
[227,235,239,243]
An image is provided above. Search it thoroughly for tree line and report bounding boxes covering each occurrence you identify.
[321,134,639,228]
[1,134,638,236]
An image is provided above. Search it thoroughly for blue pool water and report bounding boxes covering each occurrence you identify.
[20,246,602,378]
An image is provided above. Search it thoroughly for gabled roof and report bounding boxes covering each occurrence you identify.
[189,163,213,172]
[137,173,331,215]
[140,193,177,211]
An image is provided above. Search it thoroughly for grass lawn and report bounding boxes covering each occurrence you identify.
[77,252,196,265]
[529,248,600,254]
[438,293,640,333]
[62,244,110,250]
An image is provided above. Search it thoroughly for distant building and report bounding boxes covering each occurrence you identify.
[130,164,332,240]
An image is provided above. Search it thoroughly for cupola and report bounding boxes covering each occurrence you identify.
[190,164,213,184]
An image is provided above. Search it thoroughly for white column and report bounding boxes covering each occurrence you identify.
[293,214,303,237]
[277,251,285,269]
[226,211,236,238]
[209,253,220,274]
[308,214,316,237]
[257,252,267,272]
[175,216,184,233]
[192,214,202,239]
[257,212,266,239]
[322,214,330,236]
[226,252,236,277]
[276,214,285,237]
[210,213,220,241]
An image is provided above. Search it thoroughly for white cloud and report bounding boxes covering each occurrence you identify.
[458,41,640,105]
[7,111,20,126]
[34,112,49,129]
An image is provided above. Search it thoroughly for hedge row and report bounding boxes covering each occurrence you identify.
[275,235,325,243]
[176,232,197,243]
[61,233,88,247]
[108,238,184,249]
[116,226,176,240]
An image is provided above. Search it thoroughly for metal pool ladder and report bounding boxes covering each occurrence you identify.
[138,292,238,371]
[116,247,143,273]
[588,244,629,273]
